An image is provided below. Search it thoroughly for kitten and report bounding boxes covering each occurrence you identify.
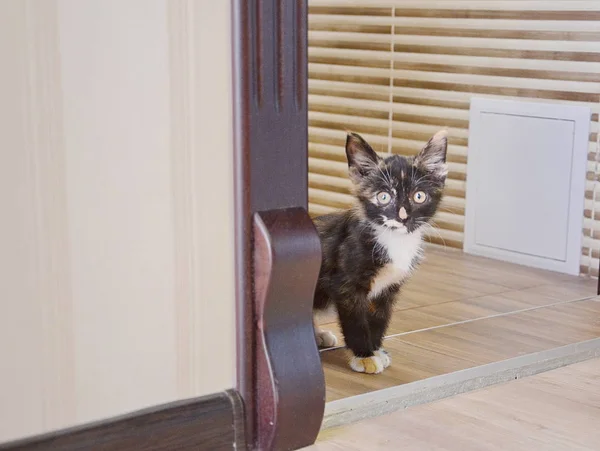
[313,130,448,374]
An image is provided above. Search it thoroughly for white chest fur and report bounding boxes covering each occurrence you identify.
[368,228,423,299]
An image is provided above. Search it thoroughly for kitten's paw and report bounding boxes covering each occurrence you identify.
[349,355,386,374]
[315,330,338,348]
[375,349,391,369]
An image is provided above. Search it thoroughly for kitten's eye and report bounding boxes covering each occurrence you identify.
[376,191,392,205]
[413,191,427,204]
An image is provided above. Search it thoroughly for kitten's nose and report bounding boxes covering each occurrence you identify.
[399,207,408,221]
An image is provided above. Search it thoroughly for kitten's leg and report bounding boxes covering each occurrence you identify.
[314,322,338,348]
[367,299,393,369]
[337,302,386,375]
[313,308,338,348]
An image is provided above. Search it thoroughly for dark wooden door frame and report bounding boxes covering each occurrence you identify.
[232,0,326,450]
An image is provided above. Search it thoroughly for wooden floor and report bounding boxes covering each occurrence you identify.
[317,246,599,402]
[307,358,600,451]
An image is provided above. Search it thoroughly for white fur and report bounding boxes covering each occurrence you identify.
[374,349,391,368]
[348,349,392,374]
[368,225,423,299]
[315,329,338,348]
[349,355,385,374]
[314,305,339,348]
[314,304,338,323]
[381,217,404,230]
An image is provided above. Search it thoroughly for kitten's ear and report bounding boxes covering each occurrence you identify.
[414,130,448,179]
[346,132,381,183]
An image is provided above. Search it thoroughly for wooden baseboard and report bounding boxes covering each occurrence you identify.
[0,390,245,451]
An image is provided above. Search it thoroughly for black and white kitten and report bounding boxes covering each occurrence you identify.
[313,130,448,374]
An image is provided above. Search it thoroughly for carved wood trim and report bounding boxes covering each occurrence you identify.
[232,0,325,449]
[253,209,325,450]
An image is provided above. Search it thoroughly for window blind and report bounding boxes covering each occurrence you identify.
[308,0,600,275]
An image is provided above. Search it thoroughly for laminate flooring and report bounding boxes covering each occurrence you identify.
[307,358,600,451]
[317,247,599,402]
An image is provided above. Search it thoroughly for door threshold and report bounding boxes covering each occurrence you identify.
[322,337,600,431]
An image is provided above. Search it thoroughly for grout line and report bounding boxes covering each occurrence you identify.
[397,288,516,310]
[386,272,595,315]
[384,295,598,340]
[319,276,582,325]
[393,285,528,312]
[322,338,600,431]
[319,294,598,353]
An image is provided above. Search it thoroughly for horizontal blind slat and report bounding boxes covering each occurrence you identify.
[310,63,600,94]
[309,79,600,114]
[310,47,600,74]
[309,15,600,32]
[310,31,600,54]
[309,1,600,11]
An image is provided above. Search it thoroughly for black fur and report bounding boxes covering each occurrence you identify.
[313,131,448,361]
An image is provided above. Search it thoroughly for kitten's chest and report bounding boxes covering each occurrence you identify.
[368,231,422,299]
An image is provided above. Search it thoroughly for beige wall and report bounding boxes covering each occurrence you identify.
[0,0,235,443]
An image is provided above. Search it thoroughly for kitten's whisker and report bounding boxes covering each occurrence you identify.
[375,163,393,188]
[358,220,374,239]
[439,206,460,215]
[378,175,392,188]
[412,173,435,187]
[384,166,394,187]
[419,222,447,249]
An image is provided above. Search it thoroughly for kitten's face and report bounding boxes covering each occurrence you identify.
[346,131,448,234]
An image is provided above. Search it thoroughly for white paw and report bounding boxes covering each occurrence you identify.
[315,329,338,348]
[375,349,391,369]
[349,355,386,374]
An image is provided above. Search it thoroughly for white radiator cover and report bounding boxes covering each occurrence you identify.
[464,98,590,275]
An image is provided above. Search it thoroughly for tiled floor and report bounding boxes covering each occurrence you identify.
[317,246,599,402]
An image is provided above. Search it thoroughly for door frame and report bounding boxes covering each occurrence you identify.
[232,0,325,449]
